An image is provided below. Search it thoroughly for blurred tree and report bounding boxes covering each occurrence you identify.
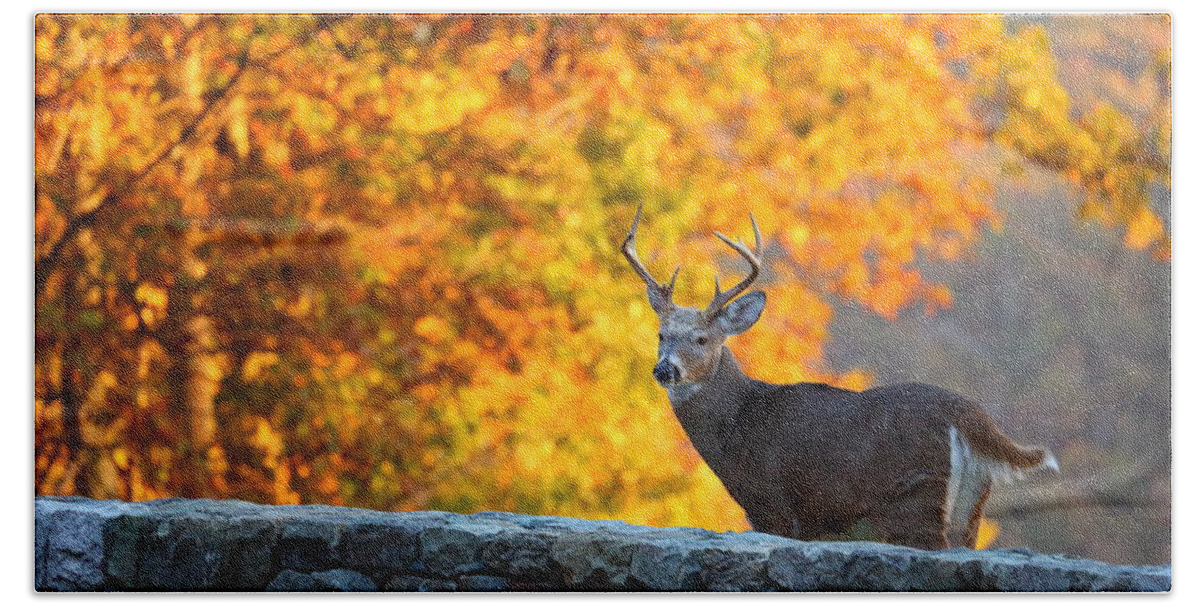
[35,14,1169,542]
[982,18,1170,257]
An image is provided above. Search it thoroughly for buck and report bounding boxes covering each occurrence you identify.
[621,206,1058,550]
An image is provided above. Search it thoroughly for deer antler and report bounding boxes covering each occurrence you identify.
[705,214,763,319]
[622,204,678,314]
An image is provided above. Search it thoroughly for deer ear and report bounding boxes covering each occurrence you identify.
[715,290,766,335]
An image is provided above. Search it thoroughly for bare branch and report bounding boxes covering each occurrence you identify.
[989,453,1169,518]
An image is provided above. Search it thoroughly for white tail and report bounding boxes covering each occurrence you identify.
[622,205,1057,550]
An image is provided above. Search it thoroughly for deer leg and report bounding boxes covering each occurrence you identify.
[867,475,951,550]
[746,509,801,539]
[945,458,994,548]
[960,481,992,548]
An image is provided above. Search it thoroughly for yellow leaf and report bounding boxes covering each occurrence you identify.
[135,283,168,310]
[413,315,454,343]
[227,95,249,159]
[242,351,279,381]
[200,357,225,381]
[1124,206,1164,250]
[976,517,1001,549]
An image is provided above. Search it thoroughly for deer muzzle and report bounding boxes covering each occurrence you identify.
[653,359,682,386]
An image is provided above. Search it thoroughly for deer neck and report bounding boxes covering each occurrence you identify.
[667,346,757,464]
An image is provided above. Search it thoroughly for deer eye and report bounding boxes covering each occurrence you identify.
[658,332,664,342]
[696,336,708,345]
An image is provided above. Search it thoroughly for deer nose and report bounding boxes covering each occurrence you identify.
[653,359,681,385]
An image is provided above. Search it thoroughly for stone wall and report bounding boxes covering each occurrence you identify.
[34,496,1169,592]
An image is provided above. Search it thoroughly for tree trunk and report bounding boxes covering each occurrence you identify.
[162,232,225,498]
[59,255,90,497]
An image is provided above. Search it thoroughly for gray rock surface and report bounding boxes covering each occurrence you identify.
[384,573,458,592]
[34,496,1169,592]
[310,568,378,591]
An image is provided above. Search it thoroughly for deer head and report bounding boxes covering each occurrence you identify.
[622,205,766,389]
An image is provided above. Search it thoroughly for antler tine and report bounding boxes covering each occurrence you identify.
[705,213,763,319]
[621,204,676,312]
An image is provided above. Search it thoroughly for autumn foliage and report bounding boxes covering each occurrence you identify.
[35,15,1169,535]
